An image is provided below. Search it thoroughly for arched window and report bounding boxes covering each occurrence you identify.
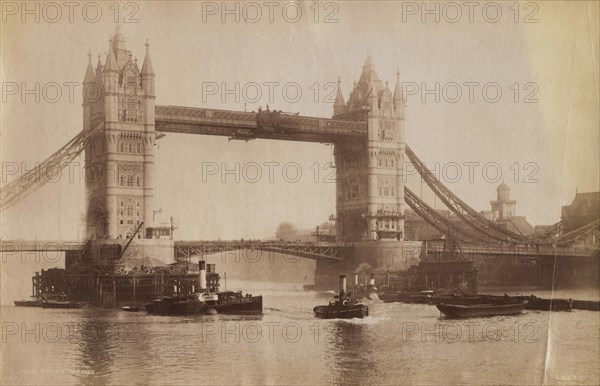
[384,187,389,196]
[136,176,141,187]
[391,160,394,167]
[120,176,124,186]
[378,159,382,167]
[137,143,141,153]
[128,143,133,153]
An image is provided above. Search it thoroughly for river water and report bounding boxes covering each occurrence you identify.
[1,286,599,385]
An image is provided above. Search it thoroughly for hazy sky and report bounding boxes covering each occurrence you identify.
[1,1,598,241]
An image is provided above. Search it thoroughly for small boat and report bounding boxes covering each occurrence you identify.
[121,306,141,312]
[436,300,528,318]
[41,300,83,309]
[14,299,43,307]
[313,275,369,319]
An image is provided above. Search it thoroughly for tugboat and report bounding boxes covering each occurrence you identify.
[313,275,369,319]
[145,261,262,315]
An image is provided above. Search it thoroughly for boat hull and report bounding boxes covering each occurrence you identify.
[145,296,263,316]
[313,304,369,319]
[41,301,82,309]
[14,300,43,307]
[436,301,528,318]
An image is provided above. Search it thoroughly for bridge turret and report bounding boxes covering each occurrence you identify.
[368,75,379,115]
[141,39,156,230]
[104,40,119,124]
[82,51,95,132]
[381,82,393,117]
[393,69,405,119]
[141,39,155,97]
[333,77,346,117]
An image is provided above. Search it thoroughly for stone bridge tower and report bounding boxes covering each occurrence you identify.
[333,55,406,242]
[83,30,156,240]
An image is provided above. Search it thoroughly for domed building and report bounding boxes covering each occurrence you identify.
[482,182,533,235]
[490,182,516,220]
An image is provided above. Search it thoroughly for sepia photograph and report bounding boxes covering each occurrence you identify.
[1,1,599,384]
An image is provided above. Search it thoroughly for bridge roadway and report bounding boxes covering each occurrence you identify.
[0,240,597,260]
[173,241,352,262]
[425,241,599,259]
[0,240,351,262]
[155,105,367,143]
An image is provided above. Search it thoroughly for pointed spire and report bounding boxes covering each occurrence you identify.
[333,76,346,116]
[368,74,378,113]
[365,51,372,66]
[104,39,118,73]
[393,68,404,116]
[141,39,155,76]
[113,22,126,51]
[83,50,95,83]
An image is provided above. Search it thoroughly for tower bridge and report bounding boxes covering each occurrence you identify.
[1,29,598,291]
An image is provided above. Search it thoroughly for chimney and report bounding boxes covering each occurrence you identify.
[339,275,347,298]
[198,261,207,291]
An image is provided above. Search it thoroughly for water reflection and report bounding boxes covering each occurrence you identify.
[76,310,116,384]
[324,321,378,385]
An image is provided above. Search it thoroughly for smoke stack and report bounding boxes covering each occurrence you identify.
[354,273,359,286]
[369,273,375,286]
[339,275,347,298]
[198,261,207,291]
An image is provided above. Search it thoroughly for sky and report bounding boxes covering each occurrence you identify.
[1,1,599,241]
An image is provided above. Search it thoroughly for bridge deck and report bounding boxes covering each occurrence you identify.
[425,242,599,258]
[155,105,367,143]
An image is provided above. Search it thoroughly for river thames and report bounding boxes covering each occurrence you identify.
[1,286,599,385]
